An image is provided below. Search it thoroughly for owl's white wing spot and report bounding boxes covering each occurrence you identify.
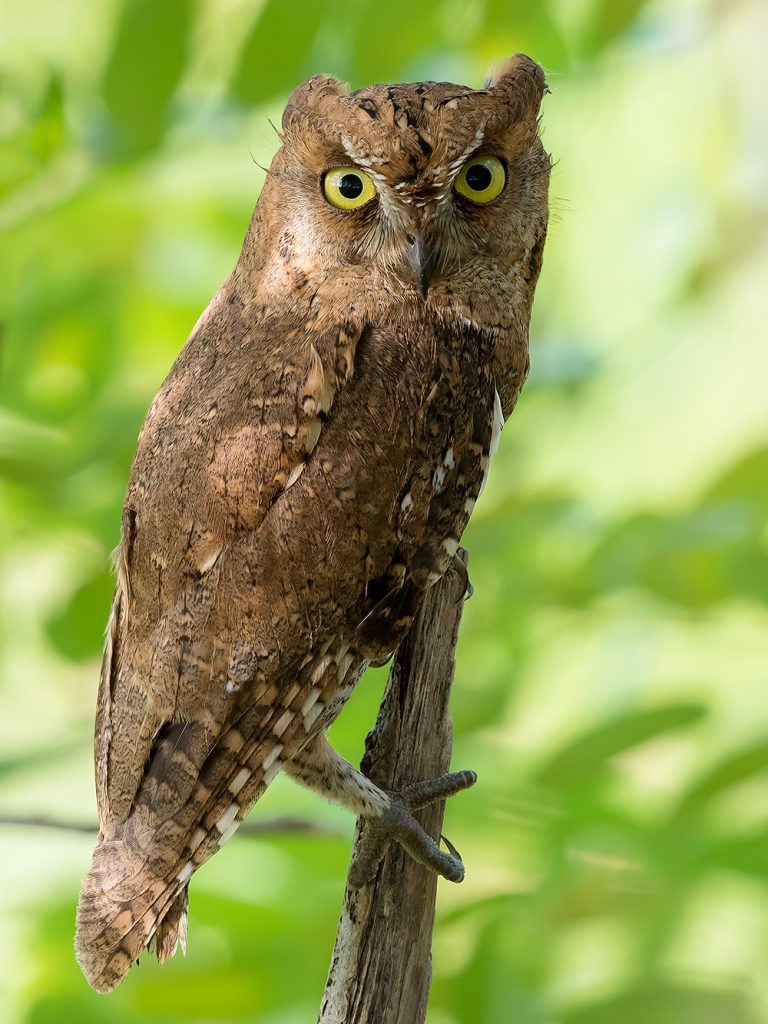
[215,803,239,834]
[198,547,222,573]
[217,821,239,847]
[305,419,322,454]
[304,702,324,730]
[273,709,293,737]
[337,652,354,681]
[263,745,283,771]
[302,687,322,715]
[285,463,305,489]
[229,767,250,795]
[189,828,206,852]
[478,387,504,497]
[177,861,194,884]
[311,655,332,683]
[432,465,447,492]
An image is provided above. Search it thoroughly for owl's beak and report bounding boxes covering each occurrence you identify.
[406,231,437,298]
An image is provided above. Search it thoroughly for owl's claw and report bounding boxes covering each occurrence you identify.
[348,769,477,888]
[450,552,474,602]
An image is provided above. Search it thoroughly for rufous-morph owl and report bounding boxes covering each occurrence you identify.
[75,54,550,992]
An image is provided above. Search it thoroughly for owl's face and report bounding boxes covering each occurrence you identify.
[241,56,550,411]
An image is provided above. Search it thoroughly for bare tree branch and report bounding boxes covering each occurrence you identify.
[319,550,470,1024]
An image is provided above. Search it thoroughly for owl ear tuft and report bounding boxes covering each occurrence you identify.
[490,54,547,122]
[282,74,349,130]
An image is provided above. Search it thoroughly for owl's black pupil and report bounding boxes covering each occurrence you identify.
[338,173,364,199]
[465,163,493,192]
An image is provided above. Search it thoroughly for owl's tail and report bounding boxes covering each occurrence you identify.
[75,834,190,993]
[75,723,279,991]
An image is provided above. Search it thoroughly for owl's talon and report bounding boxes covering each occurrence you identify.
[348,769,476,888]
[440,832,462,861]
[450,553,473,603]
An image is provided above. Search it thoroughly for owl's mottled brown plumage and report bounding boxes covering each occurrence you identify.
[75,54,550,991]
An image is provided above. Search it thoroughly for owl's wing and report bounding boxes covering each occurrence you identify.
[79,304,380,989]
[94,307,364,833]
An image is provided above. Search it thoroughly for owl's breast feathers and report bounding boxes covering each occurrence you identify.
[78,293,499,990]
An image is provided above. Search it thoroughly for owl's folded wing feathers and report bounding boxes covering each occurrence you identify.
[77,306,383,991]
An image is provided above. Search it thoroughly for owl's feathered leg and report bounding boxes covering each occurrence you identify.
[284,734,476,886]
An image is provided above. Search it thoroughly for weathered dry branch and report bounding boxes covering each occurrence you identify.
[319,551,470,1024]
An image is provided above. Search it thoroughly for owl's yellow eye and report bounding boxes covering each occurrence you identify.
[454,156,506,204]
[323,167,377,210]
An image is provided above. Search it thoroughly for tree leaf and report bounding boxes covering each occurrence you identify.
[536,704,706,789]
[231,0,327,106]
[101,0,194,156]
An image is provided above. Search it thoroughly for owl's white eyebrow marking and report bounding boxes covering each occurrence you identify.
[446,128,487,179]
[339,132,390,170]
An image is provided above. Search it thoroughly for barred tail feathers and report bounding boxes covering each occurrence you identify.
[75,648,355,990]
[74,722,282,991]
[75,835,189,992]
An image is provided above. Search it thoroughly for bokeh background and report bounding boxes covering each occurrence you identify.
[2,0,767,1021]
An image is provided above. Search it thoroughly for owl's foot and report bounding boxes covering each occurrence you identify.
[348,769,477,888]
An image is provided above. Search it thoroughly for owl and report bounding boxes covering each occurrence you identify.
[75,54,550,992]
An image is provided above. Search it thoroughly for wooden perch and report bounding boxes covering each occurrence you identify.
[319,550,470,1024]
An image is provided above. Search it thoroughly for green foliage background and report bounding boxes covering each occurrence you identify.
[1,0,767,1021]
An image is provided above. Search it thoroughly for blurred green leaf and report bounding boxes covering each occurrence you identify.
[0,738,86,779]
[101,0,194,156]
[709,832,768,878]
[673,740,768,821]
[29,75,66,164]
[536,704,707,790]
[564,983,763,1024]
[45,568,114,661]
[577,0,653,59]
[0,409,68,475]
[231,0,327,105]
[479,0,569,71]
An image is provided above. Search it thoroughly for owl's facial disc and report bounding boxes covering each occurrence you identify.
[266,56,550,319]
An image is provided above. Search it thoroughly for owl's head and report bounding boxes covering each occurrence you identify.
[241,55,550,409]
